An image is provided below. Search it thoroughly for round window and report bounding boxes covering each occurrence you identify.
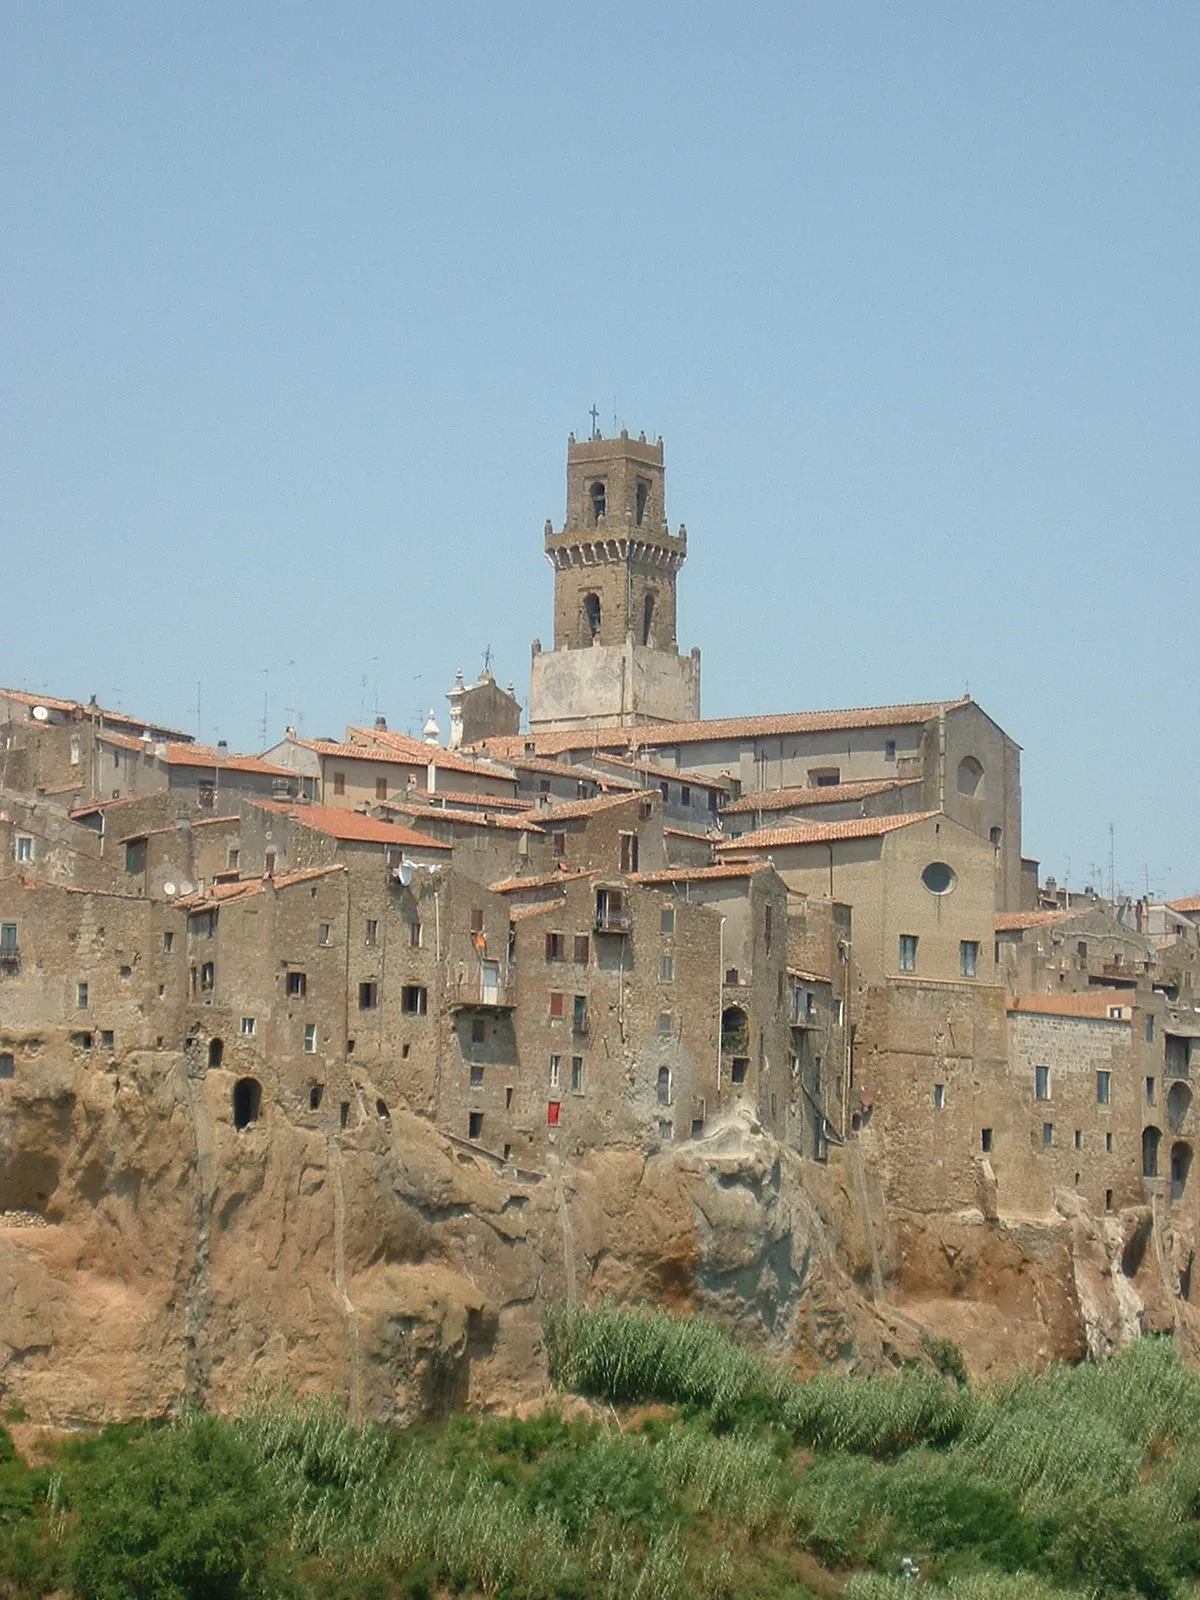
[922,861,957,895]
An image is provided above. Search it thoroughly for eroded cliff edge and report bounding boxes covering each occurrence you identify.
[0,1048,1196,1425]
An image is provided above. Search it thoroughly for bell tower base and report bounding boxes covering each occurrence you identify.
[529,641,700,733]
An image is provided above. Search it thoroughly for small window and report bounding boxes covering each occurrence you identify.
[549,1054,560,1087]
[960,940,979,978]
[233,1077,262,1129]
[1105,1188,1113,1210]
[657,1065,671,1104]
[553,833,567,859]
[70,735,80,765]
[208,1038,224,1069]
[980,1128,993,1153]
[1106,1131,1114,1153]
[660,954,674,982]
[660,780,669,802]
[409,921,422,948]
[957,756,983,797]
[573,934,590,965]
[547,1100,561,1126]
[340,1100,350,1128]
[990,827,1002,849]
[1146,1077,1156,1105]
[100,1030,114,1050]
[77,981,89,1008]
[333,771,346,796]
[1035,1065,1050,1101]
[1077,940,1088,959]
[658,1012,672,1037]
[359,981,378,1010]
[286,970,307,998]
[303,1023,316,1054]
[636,479,649,525]
[470,908,485,934]
[584,591,602,636]
[264,851,276,876]
[163,930,174,952]
[1074,1129,1082,1149]
[589,481,606,522]
[731,1057,748,1085]
[15,836,33,863]
[241,1016,256,1036]
[898,935,918,973]
[658,1119,674,1141]
[1146,1016,1155,1043]
[0,923,17,952]
[1097,1070,1111,1105]
[549,992,565,1019]
[470,1065,484,1088]
[884,740,896,761]
[921,862,956,895]
[71,1031,93,1050]
[680,785,691,807]
[227,848,240,870]
[468,1110,484,1140]
[933,1083,946,1110]
[471,1017,485,1045]
[361,919,377,948]
[660,907,675,936]
[309,1084,324,1110]
[375,776,388,801]
[620,833,639,873]
[571,1056,583,1092]
[401,985,427,1015]
[764,904,773,952]
[809,768,841,787]
[0,1053,14,1079]
[318,923,331,945]
[545,932,566,962]
[573,994,588,1032]
[1042,1122,1054,1146]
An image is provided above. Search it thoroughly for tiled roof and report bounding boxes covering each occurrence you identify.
[1166,896,1200,913]
[787,966,832,984]
[402,787,529,811]
[491,869,598,894]
[722,778,919,816]
[388,803,543,834]
[177,864,346,909]
[995,910,1071,932]
[70,790,171,818]
[475,700,970,758]
[1008,993,1133,1020]
[98,731,145,751]
[587,754,732,790]
[508,899,565,921]
[0,687,194,740]
[633,862,775,884]
[716,812,938,851]
[252,801,450,849]
[163,743,294,777]
[343,726,517,780]
[521,791,648,824]
[500,752,638,788]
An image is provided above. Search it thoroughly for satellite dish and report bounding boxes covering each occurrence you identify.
[394,861,415,887]
[178,880,195,896]
[162,882,176,897]
[31,705,49,722]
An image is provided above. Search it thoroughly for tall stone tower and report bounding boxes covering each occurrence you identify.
[528,430,701,732]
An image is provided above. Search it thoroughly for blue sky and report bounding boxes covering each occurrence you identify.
[5,3,1198,896]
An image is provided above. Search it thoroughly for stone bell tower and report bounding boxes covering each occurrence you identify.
[528,429,701,732]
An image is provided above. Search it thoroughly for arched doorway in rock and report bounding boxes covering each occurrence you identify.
[1142,1125,1162,1179]
[232,1077,262,1130]
[208,1037,224,1070]
[1171,1141,1192,1203]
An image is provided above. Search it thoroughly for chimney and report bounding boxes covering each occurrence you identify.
[374,715,387,732]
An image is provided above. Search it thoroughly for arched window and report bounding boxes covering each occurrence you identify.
[1143,1125,1162,1178]
[957,756,984,797]
[635,480,649,526]
[208,1037,224,1070]
[590,481,606,523]
[657,1065,671,1105]
[583,593,601,639]
[1171,1141,1192,1201]
[232,1077,262,1130]
[642,592,656,646]
[1167,1081,1192,1135]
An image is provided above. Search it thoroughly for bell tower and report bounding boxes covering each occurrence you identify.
[529,429,701,732]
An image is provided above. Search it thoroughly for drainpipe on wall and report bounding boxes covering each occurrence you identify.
[717,916,726,1094]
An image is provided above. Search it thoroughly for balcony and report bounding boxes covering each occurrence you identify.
[594,890,632,934]
[449,976,514,1012]
[0,944,20,970]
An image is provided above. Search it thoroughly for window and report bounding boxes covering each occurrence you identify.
[571,1056,583,1092]
[659,1013,672,1037]
[1146,1077,1157,1105]
[286,970,307,998]
[549,1055,560,1087]
[898,935,918,974]
[198,782,214,809]
[809,768,841,787]
[584,591,602,635]
[573,994,588,1033]
[1074,1129,1082,1149]
[77,981,89,1009]
[957,756,983,797]
[70,735,80,765]
[1042,1122,1054,1146]
[1077,940,1088,959]
[1097,1070,1111,1105]
[0,924,17,953]
[636,479,649,525]
[359,981,378,1010]
[1145,1015,1155,1043]
[163,931,174,953]
[71,1032,93,1050]
[921,862,956,894]
[620,833,639,873]
[960,940,979,978]
[364,920,378,947]
[933,1083,946,1110]
[657,1065,671,1105]
[658,1119,674,1141]
[241,1016,256,1036]
[469,908,485,934]
[375,775,389,801]
[660,780,669,802]
[764,904,773,951]
[310,1084,324,1110]
[468,1111,484,1140]
[15,836,33,863]
[470,1065,484,1088]
[660,907,675,936]
[680,785,691,807]
[200,961,215,991]
[1105,1189,1113,1210]
[731,1058,748,1085]
[227,848,240,870]
[409,921,422,948]
[1106,1131,1114,1153]
[401,985,428,1015]
[124,838,146,874]
[548,1100,561,1126]
[981,1128,993,1153]
[660,954,674,982]
[553,833,567,858]
[545,932,566,962]
[573,934,590,965]
[0,1054,13,1080]
[990,827,1002,848]
[264,851,276,876]
[333,771,346,796]
[303,1024,316,1053]
[549,992,565,1019]
[1035,1065,1050,1101]
[589,481,606,522]
[318,923,330,945]
[884,740,896,762]
[98,1029,114,1050]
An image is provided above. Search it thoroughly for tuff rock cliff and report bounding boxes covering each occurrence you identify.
[0,1048,1196,1426]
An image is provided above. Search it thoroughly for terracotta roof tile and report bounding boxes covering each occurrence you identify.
[633,862,774,883]
[787,966,832,984]
[508,899,565,921]
[587,754,732,790]
[163,743,294,777]
[342,726,518,781]
[1008,993,1134,1020]
[491,869,598,894]
[522,791,649,824]
[70,790,171,818]
[722,778,920,816]
[177,864,346,910]
[716,812,938,851]
[995,910,1071,932]
[388,803,543,834]
[401,788,528,811]
[1166,895,1200,913]
[252,801,450,850]
[0,687,193,740]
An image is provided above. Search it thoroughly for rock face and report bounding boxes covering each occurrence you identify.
[0,1050,1196,1425]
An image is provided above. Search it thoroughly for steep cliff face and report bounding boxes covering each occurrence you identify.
[0,1050,1196,1425]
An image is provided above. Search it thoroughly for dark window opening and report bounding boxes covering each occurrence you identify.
[642,591,655,644]
[468,1110,484,1140]
[286,970,307,998]
[208,1037,224,1069]
[232,1077,262,1130]
[589,481,606,523]
[401,985,427,1015]
[471,1018,485,1045]
[1172,1141,1193,1201]
[981,1128,993,1153]
[545,931,566,962]
[309,1084,324,1110]
[376,1098,390,1120]
[124,837,147,874]
[358,981,378,1010]
[1143,1125,1161,1178]
[584,592,601,637]
[657,1065,671,1105]
[0,1053,14,1079]
[573,994,588,1033]
[340,1101,350,1129]
[635,479,649,525]
[731,1058,749,1085]
[264,851,276,876]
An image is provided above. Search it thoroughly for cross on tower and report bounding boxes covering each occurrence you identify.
[589,404,600,440]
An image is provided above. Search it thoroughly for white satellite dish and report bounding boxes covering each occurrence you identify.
[162,882,176,897]
[178,880,195,896]
[393,861,415,887]
[31,705,49,722]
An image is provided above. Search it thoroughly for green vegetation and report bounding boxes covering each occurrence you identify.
[0,1308,1197,1597]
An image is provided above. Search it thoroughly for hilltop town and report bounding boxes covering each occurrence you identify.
[1,429,1197,1420]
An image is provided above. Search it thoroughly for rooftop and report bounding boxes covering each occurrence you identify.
[491,869,599,894]
[1167,895,1200,914]
[343,726,517,780]
[252,801,450,850]
[177,864,346,910]
[633,862,775,884]
[523,791,649,824]
[995,910,1072,932]
[1008,993,1134,1021]
[722,778,920,816]
[716,812,939,851]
